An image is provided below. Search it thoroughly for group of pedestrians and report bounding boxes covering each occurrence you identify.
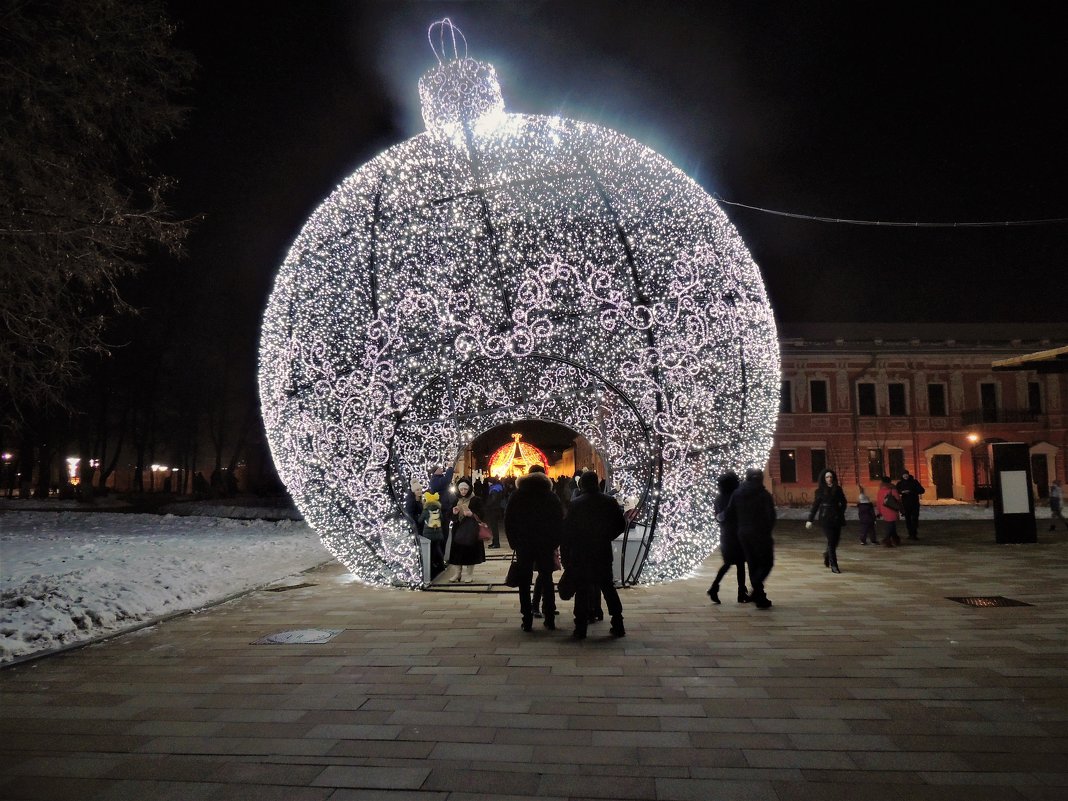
[504,465,626,639]
[412,458,1064,633]
[709,468,776,609]
[802,469,926,575]
[708,466,933,605]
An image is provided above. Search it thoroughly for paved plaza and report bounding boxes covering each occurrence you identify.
[2,519,1067,801]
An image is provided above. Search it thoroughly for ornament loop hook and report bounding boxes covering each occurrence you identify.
[428,17,468,65]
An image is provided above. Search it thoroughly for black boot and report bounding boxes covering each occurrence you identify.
[521,615,533,632]
[707,584,721,604]
[737,588,750,603]
[609,615,625,637]
[823,551,830,568]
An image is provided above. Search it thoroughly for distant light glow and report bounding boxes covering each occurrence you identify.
[488,433,549,478]
[259,20,780,588]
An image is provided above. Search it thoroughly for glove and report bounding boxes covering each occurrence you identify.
[805,521,813,530]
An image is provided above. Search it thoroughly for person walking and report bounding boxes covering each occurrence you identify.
[482,479,506,548]
[896,471,926,539]
[719,468,776,609]
[561,470,627,639]
[448,479,485,582]
[504,465,564,632]
[806,469,848,573]
[707,470,749,604]
[1050,480,1066,532]
[877,476,903,547]
[856,489,877,545]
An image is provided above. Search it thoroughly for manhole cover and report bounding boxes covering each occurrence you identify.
[265,582,317,592]
[253,629,343,644]
[947,596,1032,607]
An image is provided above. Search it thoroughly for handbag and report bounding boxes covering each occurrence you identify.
[883,492,901,512]
[477,520,492,541]
[504,553,522,588]
[557,569,576,601]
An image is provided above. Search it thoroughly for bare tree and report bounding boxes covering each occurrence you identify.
[0,0,196,426]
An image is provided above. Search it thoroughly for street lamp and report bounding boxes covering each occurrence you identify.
[1,453,11,499]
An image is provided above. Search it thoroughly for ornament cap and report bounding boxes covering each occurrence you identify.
[418,18,505,138]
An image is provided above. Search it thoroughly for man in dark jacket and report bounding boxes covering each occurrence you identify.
[482,479,505,548]
[427,465,455,551]
[720,468,776,609]
[504,465,564,631]
[562,471,627,639]
[895,471,926,540]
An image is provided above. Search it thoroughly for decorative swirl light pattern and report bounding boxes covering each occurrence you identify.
[259,20,780,588]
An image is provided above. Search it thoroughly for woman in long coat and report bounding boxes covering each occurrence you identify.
[806,469,848,572]
[707,471,749,603]
[448,479,485,582]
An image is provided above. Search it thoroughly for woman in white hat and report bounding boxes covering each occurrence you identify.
[448,478,486,582]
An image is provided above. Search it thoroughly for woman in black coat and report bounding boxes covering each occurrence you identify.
[806,469,848,573]
[707,471,749,604]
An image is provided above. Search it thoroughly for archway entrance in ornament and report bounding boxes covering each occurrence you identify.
[391,355,660,588]
[422,415,651,593]
[466,421,605,483]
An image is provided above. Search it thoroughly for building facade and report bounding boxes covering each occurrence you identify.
[771,324,1068,506]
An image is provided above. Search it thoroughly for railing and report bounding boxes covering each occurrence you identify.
[960,408,1040,425]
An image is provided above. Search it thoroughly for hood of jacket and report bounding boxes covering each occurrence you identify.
[737,479,766,497]
[516,471,553,493]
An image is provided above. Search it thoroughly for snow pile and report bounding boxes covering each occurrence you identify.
[0,512,329,663]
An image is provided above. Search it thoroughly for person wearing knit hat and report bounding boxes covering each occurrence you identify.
[448,478,485,582]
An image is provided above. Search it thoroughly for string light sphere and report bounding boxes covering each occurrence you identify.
[259,19,780,588]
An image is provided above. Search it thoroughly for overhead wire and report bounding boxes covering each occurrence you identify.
[713,195,1068,227]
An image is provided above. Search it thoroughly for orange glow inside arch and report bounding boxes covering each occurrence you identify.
[487,433,549,478]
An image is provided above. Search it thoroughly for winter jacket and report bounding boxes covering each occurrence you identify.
[561,488,626,578]
[722,479,776,544]
[715,492,744,565]
[427,467,455,520]
[895,476,925,510]
[857,500,876,526]
[808,485,847,528]
[877,487,901,521]
[504,472,564,556]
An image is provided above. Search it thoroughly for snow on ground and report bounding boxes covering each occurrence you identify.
[0,500,1050,664]
[0,511,329,664]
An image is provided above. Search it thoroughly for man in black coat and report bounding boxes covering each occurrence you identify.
[562,471,627,639]
[504,465,564,632]
[720,468,776,609]
[895,471,926,540]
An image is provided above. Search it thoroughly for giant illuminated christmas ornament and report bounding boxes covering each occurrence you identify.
[259,19,780,588]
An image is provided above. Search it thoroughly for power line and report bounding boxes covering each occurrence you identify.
[713,196,1068,227]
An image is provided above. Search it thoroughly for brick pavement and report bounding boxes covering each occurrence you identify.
[2,520,1067,801]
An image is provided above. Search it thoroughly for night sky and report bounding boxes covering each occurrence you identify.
[159,0,1068,361]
